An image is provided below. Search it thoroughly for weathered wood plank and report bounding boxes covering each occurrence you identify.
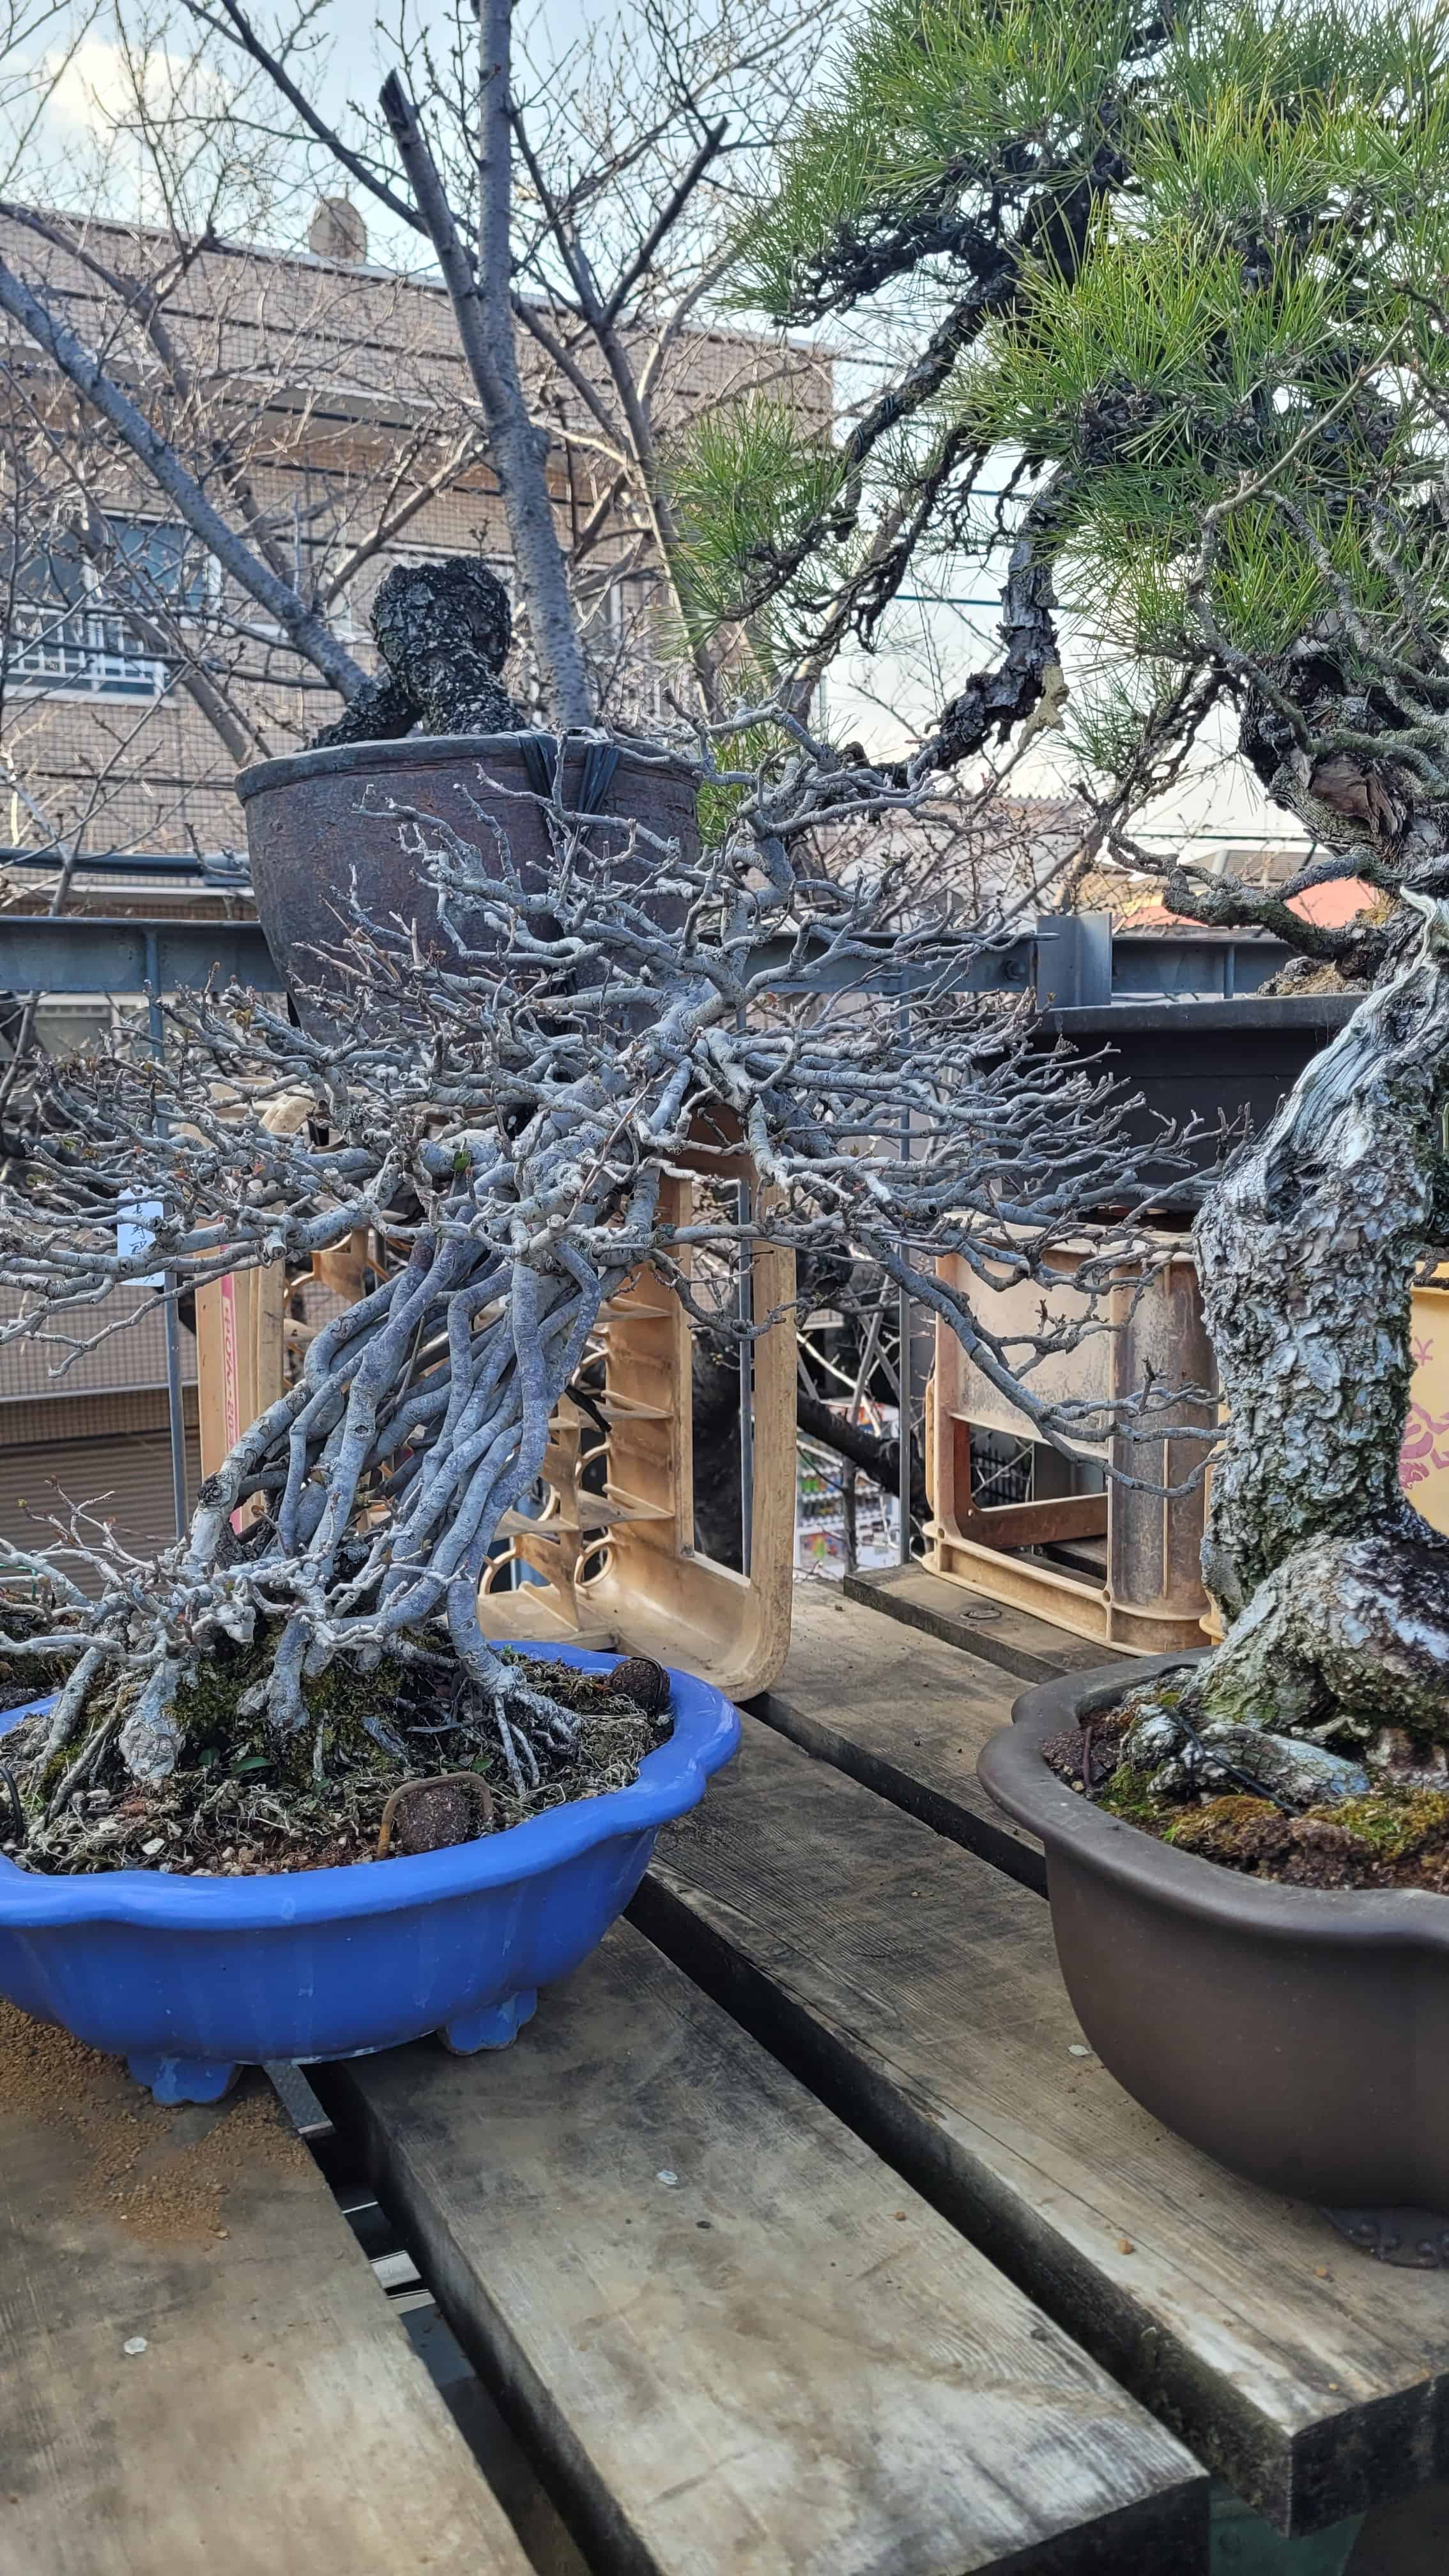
[635,1720,1449,2539]
[760,1584,1046,1890]
[322,1922,1207,2576]
[845,1563,1106,1683]
[0,2002,530,2576]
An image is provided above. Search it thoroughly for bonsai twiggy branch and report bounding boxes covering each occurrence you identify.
[0,724,1208,1843]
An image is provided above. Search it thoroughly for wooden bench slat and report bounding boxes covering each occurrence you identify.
[323,1920,1207,2576]
[0,2005,530,2575]
[843,1564,1103,1686]
[759,1586,1046,1890]
[635,1719,1449,2539]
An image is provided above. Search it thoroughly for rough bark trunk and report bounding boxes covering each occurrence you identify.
[1154,895,1449,1764]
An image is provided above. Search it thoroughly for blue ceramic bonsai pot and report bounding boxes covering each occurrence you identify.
[0,1644,738,2104]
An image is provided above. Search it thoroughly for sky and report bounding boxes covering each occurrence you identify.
[9,0,1299,856]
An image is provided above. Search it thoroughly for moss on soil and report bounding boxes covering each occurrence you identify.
[1095,1761,1166,1832]
[1164,1785,1449,1889]
[1332,1788,1449,1859]
[1050,1699,1449,1891]
[167,1637,410,1793]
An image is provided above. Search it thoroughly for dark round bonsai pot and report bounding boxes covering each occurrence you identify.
[236,733,698,1015]
[978,1657,1449,2208]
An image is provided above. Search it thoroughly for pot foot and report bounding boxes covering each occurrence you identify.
[439,1989,537,2054]
[1322,2205,1449,2268]
[127,2052,241,2106]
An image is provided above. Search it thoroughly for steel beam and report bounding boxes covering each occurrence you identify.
[0,907,1296,1007]
[0,916,282,995]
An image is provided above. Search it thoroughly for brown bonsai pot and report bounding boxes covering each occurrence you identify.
[236,733,698,1014]
[978,1656,1449,2209]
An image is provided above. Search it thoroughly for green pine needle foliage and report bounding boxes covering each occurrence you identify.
[732,0,1144,322]
[666,394,850,676]
[703,0,1449,776]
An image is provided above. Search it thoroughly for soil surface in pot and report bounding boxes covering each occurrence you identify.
[1045,1705,1449,1892]
[3,1646,670,1879]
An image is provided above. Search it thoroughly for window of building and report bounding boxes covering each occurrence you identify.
[4,520,215,700]
[585,571,663,723]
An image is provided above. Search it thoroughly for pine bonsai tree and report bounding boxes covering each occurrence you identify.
[712,0,1449,1791]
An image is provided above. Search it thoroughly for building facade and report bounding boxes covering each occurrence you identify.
[1,197,829,859]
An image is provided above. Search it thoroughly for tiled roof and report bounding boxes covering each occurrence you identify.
[1073,863,1374,934]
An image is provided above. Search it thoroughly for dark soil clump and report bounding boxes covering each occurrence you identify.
[1046,1705,1449,1892]
[2,1648,670,1878]
[1041,1706,1129,1793]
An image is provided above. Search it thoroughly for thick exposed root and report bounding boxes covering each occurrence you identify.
[1190,1528,1449,1747]
[117,1661,184,1786]
[1111,1526,1449,1818]
[1056,1538,1449,1889]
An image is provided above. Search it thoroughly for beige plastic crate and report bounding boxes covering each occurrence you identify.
[927,1237,1215,1657]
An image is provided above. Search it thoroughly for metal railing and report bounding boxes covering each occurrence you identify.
[0,901,1298,1008]
[4,608,165,698]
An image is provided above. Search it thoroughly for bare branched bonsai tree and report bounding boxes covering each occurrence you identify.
[0,746,1186,1869]
[713,0,1449,1797]
[0,0,1158,1876]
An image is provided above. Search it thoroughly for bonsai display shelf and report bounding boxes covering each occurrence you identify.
[6,1586,1448,2570]
[474,1162,800,1704]
[925,1234,1216,1657]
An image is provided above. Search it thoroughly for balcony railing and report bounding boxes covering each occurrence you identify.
[4,606,165,698]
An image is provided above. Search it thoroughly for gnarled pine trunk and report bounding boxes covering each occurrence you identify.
[1181,897,1449,1754]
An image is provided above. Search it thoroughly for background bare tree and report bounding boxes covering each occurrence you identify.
[185,0,833,711]
[0,0,831,779]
